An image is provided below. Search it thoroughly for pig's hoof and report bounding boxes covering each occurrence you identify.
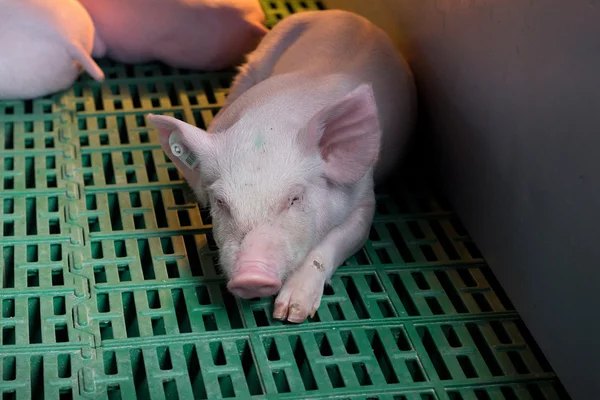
[272,268,325,323]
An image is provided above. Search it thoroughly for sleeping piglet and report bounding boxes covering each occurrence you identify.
[77,0,268,70]
[0,0,104,100]
[147,10,417,323]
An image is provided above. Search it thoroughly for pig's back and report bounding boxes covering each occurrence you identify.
[271,10,417,182]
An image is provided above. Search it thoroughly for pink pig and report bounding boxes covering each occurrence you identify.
[77,0,268,70]
[0,0,104,100]
[147,10,417,323]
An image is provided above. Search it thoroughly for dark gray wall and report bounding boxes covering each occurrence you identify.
[327,0,600,398]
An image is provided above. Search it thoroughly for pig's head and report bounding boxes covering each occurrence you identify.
[147,84,381,299]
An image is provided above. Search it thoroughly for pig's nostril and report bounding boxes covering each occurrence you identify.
[227,265,281,299]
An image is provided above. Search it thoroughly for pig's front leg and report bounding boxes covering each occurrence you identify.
[273,200,376,323]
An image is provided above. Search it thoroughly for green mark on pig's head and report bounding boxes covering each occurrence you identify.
[254,135,265,149]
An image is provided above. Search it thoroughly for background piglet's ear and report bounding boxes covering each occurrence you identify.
[307,84,382,184]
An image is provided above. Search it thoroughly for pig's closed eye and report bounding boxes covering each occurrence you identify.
[290,196,300,206]
[214,198,230,213]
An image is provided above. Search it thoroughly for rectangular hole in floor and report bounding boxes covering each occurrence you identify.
[326,364,344,388]
[97,293,110,313]
[85,194,97,210]
[3,356,16,380]
[3,326,16,345]
[172,289,192,333]
[94,265,107,283]
[466,323,503,377]
[163,380,178,400]
[391,328,412,351]
[129,192,142,207]
[434,270,468,313]
[28,298,42,344]
[91,241,103,259]
[152,190,168,227]
[3,221,14,237]
[177,210,191,226]
[365,274,383,292]
[289,335,317,391]
[353,362,372,386]
[147,290,161,309]
[104,351,118,375]
[4,177,14,190]
[47,175,57,188]
[151,317,166,335]
[50,244,62,261]
[27,244,38,262]
[406,359,426,382]
[417,326,451,380]
[122,292,140,338]
[46,155,56,169]
[48,218,60,234]
[100,321,114,340]
[426,297,444,315]
[341,331,360,354]
[53,296,66,315]
[166,261,180,278]
[203,313,218,331]
[457,355,478,378]
[273,370,290,393]
[183,344,208,399]
[218,375,235,398]
[386,223,415,263]
[315,332,333,356]
[442,325,462,347]
[367,330,399,384]
[195,285,210,305]
[27,269,40,287]
[55,323,69,343]
[377,299,395,318]
[328,303,345,321]
[119,265,132,282]
[114,240,127,257]
[138,239,155,280]
[341,276,369,319]
[263,337,281,361]
[389,273,419,316]
[126,171,137,183]
[133,214,146,229]
[157,346,173,370]
[2,299,15,318]
[51,268,64,286]
[3,198,14,214]
[375,248,392,264]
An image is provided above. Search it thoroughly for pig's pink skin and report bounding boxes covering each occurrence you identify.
[147,10,417,323]
[77,0,268,70]
[0,0,104,100]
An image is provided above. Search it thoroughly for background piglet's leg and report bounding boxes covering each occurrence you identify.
[273,199,376,323]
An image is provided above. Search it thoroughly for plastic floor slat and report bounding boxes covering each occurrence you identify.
[0,1,568,399]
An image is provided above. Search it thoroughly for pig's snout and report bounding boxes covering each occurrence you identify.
[227,262,282,299]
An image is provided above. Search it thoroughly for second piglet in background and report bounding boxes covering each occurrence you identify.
[147,10,417,323]
[0,0,104,100]
[77,0,268,70]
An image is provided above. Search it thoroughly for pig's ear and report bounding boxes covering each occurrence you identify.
[306,84,381,184]
[146,113,215,172]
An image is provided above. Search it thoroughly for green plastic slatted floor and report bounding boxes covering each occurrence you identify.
[0,1,569,399]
